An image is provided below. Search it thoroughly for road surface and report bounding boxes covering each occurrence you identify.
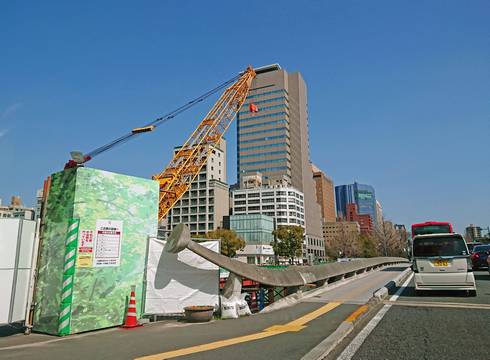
[330,270,490,360]
[0,266,407,360]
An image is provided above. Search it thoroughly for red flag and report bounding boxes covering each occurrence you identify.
[249,103,259,113]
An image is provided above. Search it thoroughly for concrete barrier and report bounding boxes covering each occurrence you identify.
[167,224,409,288]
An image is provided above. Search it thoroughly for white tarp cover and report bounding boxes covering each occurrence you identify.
[144,238,219,315]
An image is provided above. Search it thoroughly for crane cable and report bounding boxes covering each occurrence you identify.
[79,73,241,162]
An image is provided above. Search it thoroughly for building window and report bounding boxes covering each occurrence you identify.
[240,157,288,166]
[240,150,289,159]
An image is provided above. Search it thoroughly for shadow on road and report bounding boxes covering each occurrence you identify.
[474,273,490,281]
[393,285,473,298]
[380,266,408,273]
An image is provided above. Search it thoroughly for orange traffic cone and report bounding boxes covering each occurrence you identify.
[122,285,142,329]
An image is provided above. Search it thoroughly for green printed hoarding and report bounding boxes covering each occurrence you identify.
[33,167,158,335]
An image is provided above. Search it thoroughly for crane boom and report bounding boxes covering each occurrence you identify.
[154,66,256,221]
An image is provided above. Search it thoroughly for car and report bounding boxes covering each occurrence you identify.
[470,244,490,270]
[412,233,476,296]
[467,242,483,253]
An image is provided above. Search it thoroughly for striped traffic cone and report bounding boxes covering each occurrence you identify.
[122,285,142,329]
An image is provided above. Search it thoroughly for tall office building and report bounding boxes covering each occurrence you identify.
[465,224,482,242]
[166,139,229,236]
[335,182,377,225]
[236,64,323,252]
[312,164,336,222]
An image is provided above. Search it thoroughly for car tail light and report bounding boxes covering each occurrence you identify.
[467,258,473,272]
[471,253,480,259]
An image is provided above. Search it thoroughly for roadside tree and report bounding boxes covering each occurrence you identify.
[272,225,304,264]
[375,219,406,257]
[197,228,245,257]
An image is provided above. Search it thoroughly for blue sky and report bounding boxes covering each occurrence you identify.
[1,1,489,233]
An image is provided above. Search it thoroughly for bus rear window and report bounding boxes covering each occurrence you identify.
[413,236,467,257]
[413,225,451,236]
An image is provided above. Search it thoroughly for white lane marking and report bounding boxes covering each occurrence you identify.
[336,273,413,360]
[384,300,490,310]
[389,272,412,301]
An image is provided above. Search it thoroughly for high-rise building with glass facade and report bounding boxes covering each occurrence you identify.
[335,182,377,225]
[236,64,323,261]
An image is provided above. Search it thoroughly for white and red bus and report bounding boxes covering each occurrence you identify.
[411,221,453,237]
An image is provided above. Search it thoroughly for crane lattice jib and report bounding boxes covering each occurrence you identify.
[154,66,256,221]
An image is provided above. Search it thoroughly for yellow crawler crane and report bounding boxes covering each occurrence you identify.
[153,66,256,221]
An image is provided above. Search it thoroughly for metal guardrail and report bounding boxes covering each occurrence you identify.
[167,224,409,288]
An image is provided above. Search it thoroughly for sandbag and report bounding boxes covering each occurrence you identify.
[220,297,238,319]
[237,299,251,316]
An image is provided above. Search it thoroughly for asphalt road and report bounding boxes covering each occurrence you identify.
[344,270,490,360]
[0,265,407,360]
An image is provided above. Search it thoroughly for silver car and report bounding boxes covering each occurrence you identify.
[412,233,476,296]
